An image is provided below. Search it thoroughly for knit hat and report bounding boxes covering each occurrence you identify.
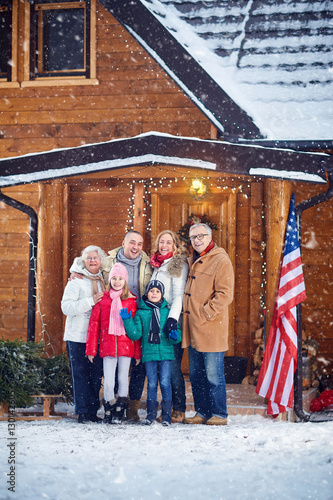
[145,280,165,297]
[109,262,128,283]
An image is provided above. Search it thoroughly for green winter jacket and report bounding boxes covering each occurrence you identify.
[123,298,182,363]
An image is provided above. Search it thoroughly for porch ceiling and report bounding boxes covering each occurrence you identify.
[0,132,331,187]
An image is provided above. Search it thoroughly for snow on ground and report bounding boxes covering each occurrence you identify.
[1,404,333,500]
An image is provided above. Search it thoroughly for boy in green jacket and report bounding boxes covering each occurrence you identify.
[120,280,181,426]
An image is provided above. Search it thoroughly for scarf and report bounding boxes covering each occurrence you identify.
[143,295,164,344]
[85,274,106,295]
[150,251,173,268]
[192,240,215,263]
[108,288,126,336]
[117,249,141,303]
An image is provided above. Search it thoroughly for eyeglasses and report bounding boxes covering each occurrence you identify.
[85,256,101,261]
[189,234,208,242]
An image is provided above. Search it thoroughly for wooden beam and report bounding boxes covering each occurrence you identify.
[265,179,292,335]
[133,182,145,235]
[250,182,265,364]
[36,181,65,355]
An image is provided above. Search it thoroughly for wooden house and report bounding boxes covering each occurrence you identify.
[0,0,332,377]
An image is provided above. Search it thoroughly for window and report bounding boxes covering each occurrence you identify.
[0,2,11,80]
[0,0,19,87]
[22,0,97,87]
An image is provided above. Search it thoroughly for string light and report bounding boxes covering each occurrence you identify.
[28,233,54,356]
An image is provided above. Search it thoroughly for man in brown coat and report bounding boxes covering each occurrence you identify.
[182,223,234,425]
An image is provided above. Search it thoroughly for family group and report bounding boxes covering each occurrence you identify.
[61,224,234,427]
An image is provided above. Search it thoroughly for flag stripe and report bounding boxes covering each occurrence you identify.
[256,194,306,416]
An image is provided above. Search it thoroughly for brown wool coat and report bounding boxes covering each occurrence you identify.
[182,245,234,353]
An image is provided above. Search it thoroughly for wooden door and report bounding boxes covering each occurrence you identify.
[151,187,236,372]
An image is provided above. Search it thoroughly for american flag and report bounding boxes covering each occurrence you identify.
[256,194,306,416]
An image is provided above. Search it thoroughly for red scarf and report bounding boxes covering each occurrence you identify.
[193,240,215,263]
[200,240,215,256]
[150,251,173,268]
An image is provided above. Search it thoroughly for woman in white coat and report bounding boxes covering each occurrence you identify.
[150,230,189,422]
[61,245,106,424]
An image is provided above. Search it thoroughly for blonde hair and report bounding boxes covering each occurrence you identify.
[107,281,130,300]
[152,230,187,257]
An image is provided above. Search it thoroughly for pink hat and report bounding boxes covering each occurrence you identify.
[109,263,128,283]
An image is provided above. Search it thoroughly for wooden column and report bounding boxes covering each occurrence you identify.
[264,179,292,335]
[36,181,65,355]
[249,182,265,361]
[133,183,145,235]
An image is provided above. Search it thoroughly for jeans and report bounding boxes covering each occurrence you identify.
[188,346,228,419]
[171,343,186,412]
[66,341,103,416]
[145,360,172,402]
[128,358,146,400]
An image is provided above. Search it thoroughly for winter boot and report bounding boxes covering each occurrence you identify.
[161,400,172,426]
[112,397,129,424]
[103,399,117,424]
[171,410,185,423]
[127,399,141,422]
[141,400,158,425]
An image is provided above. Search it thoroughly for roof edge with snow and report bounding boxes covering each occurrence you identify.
[0,132,330,187]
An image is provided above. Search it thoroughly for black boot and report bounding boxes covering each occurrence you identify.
[104,399,117,424]
[112,397,129,424]
[142,400,158,425]
[161,400,172,426]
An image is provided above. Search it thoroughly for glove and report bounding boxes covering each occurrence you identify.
[120,308,132,320]
[165,317,177,335]
[169,329,178,341]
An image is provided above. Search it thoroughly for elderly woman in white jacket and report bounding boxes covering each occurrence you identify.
[61,245,106,424]
[149,230,189,422]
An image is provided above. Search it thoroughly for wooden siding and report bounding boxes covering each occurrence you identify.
[294,183,333,372]
[0,3,211,159]
[0,185,39,341]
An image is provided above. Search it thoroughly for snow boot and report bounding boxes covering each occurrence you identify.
[127,399,141,422]
[161,400,172,426]
[103,399,117,424]
[112,397,129,424]
[141,400,158,425]
[171,410,185,423]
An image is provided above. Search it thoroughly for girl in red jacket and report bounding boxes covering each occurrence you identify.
[86,263,140,424]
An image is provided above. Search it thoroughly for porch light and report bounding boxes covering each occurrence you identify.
[190,178,207,200]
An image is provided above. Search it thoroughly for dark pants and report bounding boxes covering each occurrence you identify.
[128,358,146,400]
[171,342,186,412]
[66,341,103,416]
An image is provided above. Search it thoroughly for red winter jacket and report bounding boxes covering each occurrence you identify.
[85,291,140,359]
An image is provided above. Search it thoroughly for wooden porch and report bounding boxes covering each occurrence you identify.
[140,376,319,422]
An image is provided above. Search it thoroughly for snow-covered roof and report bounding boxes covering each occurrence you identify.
[0,132,330,187]
[103,0,333,142]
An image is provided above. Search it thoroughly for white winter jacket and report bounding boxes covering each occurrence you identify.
[151,254,189,322]
[61,262,104,343]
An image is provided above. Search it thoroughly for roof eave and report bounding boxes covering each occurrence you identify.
[0,133,329,188]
